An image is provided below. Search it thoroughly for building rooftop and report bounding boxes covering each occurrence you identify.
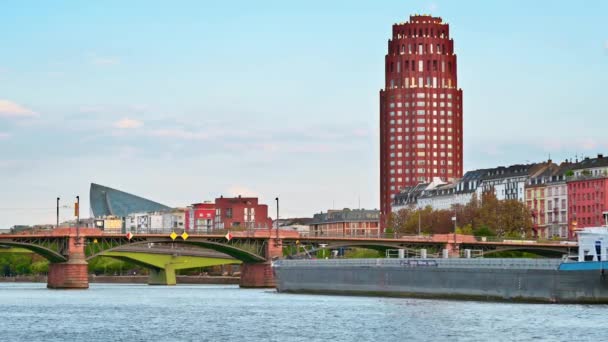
[90,183,171,218]
[310,209,380,225]
[571,154,608,171]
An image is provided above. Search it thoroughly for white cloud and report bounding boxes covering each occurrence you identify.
[428,3,438,12]
[149,128,208,140]
[0,99,37,118]
[578,138,598,151]
[114,118,144,129]
[0,132,10,139]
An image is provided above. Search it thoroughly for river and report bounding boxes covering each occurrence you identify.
[0,283,605,341]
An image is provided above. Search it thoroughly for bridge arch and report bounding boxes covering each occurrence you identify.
[287,241,444,258]
[86,238,266,263]
[0,242,67,263]
[477,246,571,258]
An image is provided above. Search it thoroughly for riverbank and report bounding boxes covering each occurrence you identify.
[0,275,239,285]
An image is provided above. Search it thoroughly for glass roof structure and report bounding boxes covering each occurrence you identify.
[89,183,171,218]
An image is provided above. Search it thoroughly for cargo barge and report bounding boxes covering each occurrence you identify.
[273,228,608,303]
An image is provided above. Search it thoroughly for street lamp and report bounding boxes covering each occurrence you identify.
[452,214,457,247]
[76,195,80,243]
[56,197,60,229]
[275,197,279,236]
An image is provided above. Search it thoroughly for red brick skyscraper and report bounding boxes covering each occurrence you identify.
[380,15,463,227]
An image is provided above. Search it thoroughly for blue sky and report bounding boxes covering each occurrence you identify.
[0,0,606,227]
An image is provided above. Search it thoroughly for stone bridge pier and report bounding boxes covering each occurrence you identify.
[47,233,88,289]
[239,231,296,288]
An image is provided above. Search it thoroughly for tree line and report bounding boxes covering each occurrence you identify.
[0,254,143,277]
[0,254,231,277]
[388,191,534,238]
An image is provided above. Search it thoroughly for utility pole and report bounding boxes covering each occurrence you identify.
[275,197,279,238]
[75,195,80,243]
[452,214,457,249]
[56,197,60,229]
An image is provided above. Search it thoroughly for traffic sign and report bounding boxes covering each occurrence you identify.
[225,232,233,241]
[181,232,189,240]
[126,232,133,240]
[170,232,178,241]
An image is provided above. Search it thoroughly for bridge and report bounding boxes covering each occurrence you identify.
[290,233,578,258]
[0,244,240,285]
[0,227,578,289]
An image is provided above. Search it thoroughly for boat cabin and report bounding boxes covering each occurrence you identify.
[577,227,608,262]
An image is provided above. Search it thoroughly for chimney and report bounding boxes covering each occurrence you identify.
[598,154,604,159]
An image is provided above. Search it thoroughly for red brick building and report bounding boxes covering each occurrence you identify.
[309,209,380,237]
[380,15,464,228]
[567,177,608,237]
[185,202,215,233]
[214,196,273,230]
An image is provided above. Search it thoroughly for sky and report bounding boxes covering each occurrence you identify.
[0,0,607,227]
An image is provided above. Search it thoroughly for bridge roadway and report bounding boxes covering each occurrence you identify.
[0,228,578,289]
[112,245,234,259]
[290,233,578,257]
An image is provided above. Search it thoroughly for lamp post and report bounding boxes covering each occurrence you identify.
[76,195,80,243]
[452,214,457,247]
[275,197,279,237]
[56,197,60,229]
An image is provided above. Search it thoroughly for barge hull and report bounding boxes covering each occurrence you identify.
[274,259,608,303]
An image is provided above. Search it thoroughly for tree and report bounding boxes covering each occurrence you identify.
[474,225,494,237]
[389,190,533,238]
[388,208,413,233]
[31,260,49,274]
[455,224,474,235]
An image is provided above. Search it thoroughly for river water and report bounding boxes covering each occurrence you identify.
[0,283,605,342]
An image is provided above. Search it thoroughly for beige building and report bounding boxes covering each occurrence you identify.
[310,209,380,237]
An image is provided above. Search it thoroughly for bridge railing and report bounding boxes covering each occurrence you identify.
[103,227,280,237]
[298,231,437,240]
[297,232,575,245]
[91,227,576,245]
[470,236,575,245]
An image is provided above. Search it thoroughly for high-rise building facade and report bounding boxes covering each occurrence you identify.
[380,15,464,226]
